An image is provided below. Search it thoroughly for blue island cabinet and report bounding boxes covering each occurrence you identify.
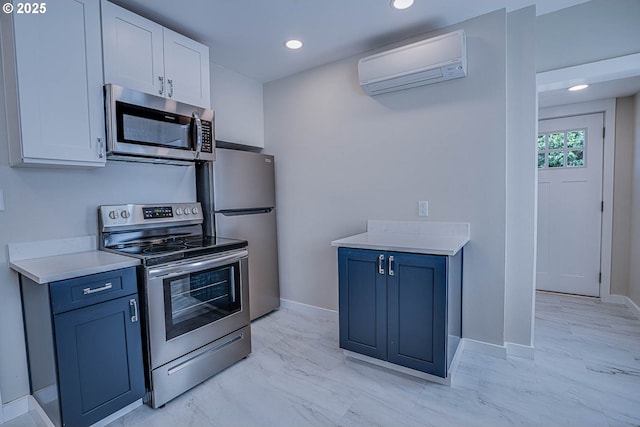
[338,247,462,381]
[20,267,145,427]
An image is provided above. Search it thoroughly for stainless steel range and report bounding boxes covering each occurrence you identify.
[99,202,251,408]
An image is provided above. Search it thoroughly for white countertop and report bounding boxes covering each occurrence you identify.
[331,220,470,256]
[8,236,140,284]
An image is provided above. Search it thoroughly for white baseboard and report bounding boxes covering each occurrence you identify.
[279,298,338,317]
[28,396,54,427]
[505,342,535,360]
[448,338,465,377]
[623,296,640,320]
[1,395,29,422]
[344,350,451,385]
[3,394,141,427]
[461,338,507,359]
[601,294,628,304]
[89,399,142,427]
[600,294,640,320]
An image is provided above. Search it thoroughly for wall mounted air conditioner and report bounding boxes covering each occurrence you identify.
[358,30,467,96]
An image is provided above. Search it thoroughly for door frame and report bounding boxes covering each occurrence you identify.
[539,99,616,301]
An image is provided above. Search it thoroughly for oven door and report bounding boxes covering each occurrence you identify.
[145,249,249,369]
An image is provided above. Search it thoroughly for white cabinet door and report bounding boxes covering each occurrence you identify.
[101,1,210,107]
[101,0,164,97]
[211,64,264,147]
[163,28,211,108]
[3,0,105,166]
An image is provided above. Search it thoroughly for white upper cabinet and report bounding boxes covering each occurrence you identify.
[101,0,211,108]
[211,64,265,148]
[0,0,106,167]
[101,1,164,97]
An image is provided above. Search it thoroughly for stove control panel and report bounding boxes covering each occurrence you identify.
[143,206,173,219]
[100,203,203,231]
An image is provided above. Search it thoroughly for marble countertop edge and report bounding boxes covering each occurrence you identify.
[331,221,470,256]
[7,236,140,284]
[10,251,141,284]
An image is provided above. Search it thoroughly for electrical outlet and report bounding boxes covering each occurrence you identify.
[418,200,428,217]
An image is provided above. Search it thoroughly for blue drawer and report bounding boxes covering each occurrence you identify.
[49,267,138,314]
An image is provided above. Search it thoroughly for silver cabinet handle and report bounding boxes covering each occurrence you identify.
[158,76,164,95]
[97,137,104,158]
[378,254,385,275]
[168,79,174,98]
[130,299,139,323]
[388,256,394,276]
[83,282,112,295]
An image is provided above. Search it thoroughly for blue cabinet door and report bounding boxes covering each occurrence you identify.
[387,252,447,377]
[54,295,145,427]
[338,248,387,360]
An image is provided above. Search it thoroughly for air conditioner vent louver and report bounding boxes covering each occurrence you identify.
[358,30,467,96]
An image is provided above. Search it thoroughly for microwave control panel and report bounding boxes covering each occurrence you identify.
[201,121,213,153]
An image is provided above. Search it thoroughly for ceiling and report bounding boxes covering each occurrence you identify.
[108,0,591,83]
[539,75,640,108]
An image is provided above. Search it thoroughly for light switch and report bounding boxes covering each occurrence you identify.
[418,200,428,217]
[0,189,4,211]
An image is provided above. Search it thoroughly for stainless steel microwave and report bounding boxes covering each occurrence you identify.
[104,84,215,165]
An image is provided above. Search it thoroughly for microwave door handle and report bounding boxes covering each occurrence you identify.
[193,111,203,159]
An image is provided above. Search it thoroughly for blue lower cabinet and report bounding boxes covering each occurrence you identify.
[338,248,449,378]
[54,295,145,427]
[387,253,447,377]
[20,267,145,427]
[338,248,387,360]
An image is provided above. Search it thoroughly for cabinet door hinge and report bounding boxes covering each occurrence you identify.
[603,127,606,138]
[599,272,602,283]
[601,201,604,212]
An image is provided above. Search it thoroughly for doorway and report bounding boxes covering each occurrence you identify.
[536,113,604,297]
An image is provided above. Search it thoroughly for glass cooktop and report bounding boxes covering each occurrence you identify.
[107,235,247,266]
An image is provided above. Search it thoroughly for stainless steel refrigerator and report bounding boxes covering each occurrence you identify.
[212,148,280,320]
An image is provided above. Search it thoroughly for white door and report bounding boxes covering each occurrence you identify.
[536,113,604,296]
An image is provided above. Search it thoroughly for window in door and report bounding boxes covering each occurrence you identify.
[537,129,586,169]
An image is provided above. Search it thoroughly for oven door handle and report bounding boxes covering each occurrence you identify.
[148,248,248,278]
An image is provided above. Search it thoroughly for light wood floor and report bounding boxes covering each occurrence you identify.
[4,292,640,427]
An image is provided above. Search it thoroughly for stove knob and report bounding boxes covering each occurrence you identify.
[184,209,190,215]
[108,210,117,220]
[120,210,130,219]
[175,207,183,215]
[191,207,198,215]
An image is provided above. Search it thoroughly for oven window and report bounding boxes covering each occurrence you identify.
[163,262,241,340]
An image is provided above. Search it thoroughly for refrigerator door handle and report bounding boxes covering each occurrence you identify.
[219,208,273,216]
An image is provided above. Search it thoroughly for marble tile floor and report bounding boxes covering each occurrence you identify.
[4,292,640,427]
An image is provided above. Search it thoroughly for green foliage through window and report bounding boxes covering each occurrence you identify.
[537,128,586,169]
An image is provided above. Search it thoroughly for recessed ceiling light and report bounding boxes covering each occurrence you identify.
[285,39,303,50]
[568,84,589,91]
[391,0,414,10]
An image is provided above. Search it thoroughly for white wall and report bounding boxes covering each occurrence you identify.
[630,93,640,306]
[612,97,635,296]
[0,24,197,403]
[536,0,640,73]
[264,10,509,346]
[504,6,537,348]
